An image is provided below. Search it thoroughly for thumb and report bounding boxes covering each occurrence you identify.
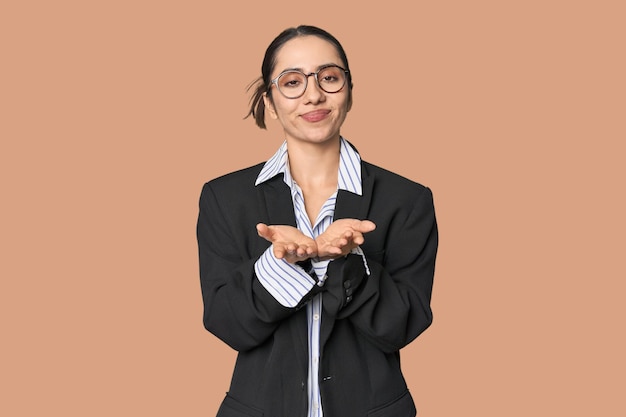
[256,223,271,240]
[357,220,376,233]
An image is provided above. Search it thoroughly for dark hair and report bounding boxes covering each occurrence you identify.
[246,25,353,129]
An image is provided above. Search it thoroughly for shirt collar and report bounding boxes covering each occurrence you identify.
[255,137,363,196]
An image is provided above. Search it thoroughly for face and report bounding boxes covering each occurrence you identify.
[263,36,351,147]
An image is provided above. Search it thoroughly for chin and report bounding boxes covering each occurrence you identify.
[307,127,341,141]
[307,133,340,144]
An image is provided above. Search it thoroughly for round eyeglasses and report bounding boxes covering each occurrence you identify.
[270,65,349,99]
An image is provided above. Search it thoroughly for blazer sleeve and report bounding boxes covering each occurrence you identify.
[323,186,438,353]
[197,181,320,352]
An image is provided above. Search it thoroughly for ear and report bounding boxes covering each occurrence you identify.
[263,93,278,120]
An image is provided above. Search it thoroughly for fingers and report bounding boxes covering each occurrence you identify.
[274,243,317,263]
[343,219,375,234]
[329,219,376,235]
[333,227,367,247]
[259,223,318,262]
[352,233,365,246]
[256,223,271,241]
[357,220,376,233]
[314,219,375,260]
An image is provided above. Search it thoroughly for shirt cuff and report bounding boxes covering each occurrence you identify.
[254,246,316,308]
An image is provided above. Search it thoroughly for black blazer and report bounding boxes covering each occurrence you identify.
[197,158,438,417]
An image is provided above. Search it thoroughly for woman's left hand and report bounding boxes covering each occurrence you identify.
[315,219,376,260]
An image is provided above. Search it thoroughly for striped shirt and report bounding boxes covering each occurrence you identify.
[254,137,362,417]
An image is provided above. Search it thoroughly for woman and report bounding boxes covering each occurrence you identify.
[197,25,438,417]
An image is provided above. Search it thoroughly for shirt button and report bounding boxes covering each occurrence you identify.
[313,314,320,321]
[313,356,319,364]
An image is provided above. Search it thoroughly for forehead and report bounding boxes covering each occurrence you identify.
[273,36,343,73]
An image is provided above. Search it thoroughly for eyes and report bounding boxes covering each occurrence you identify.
[272,65,348,98]
[321,74,341,83]
[277,66,343,88]
[279,73,305,89]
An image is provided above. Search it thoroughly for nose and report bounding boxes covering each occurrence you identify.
[303,73,324,103]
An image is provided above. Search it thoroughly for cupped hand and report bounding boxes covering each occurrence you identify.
[256,223,318,263]
[315,219,376,260]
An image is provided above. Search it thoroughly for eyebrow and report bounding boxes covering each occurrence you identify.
[279,63,341,73]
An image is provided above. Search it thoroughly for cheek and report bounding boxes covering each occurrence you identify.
[274,101,299,119]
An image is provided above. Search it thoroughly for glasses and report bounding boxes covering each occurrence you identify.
[270,65,349,99]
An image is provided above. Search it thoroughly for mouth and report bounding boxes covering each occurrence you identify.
[300,109,330,123]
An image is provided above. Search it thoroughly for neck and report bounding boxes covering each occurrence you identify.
[287,137,341,188]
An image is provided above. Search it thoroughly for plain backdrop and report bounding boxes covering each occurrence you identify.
[1,1,624,416]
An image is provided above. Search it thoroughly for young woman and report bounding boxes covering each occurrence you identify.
[197,25,438,417]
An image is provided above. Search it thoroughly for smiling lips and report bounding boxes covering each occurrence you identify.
[301,109,330,122]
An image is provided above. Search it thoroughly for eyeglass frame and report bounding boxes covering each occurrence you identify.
[269,64,350,99]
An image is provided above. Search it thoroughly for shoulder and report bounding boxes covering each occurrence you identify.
[201,162,265,195]
[198,163,270,210]
[361,161,435,219]
[363,161,431,196]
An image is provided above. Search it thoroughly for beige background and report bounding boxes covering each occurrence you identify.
[1,1,624,416]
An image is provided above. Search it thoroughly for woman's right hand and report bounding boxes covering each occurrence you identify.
[256,223,318,263]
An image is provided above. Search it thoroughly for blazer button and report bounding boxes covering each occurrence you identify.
[344,280,351,288]
[346,295,353,303]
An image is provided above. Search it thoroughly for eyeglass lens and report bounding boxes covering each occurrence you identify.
[276,66,346,98]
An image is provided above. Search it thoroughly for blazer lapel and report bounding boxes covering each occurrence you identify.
[333,165,374,221]
[257,175,297,227]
